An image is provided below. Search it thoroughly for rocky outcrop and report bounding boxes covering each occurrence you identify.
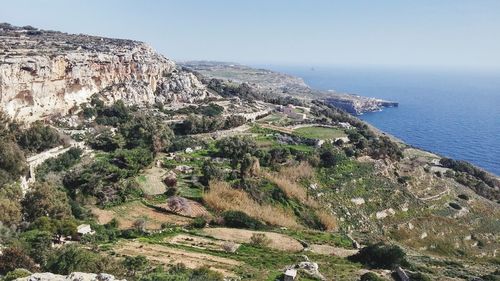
[323,96,398,115]
[181,61,398,115]
[0,23,213,123]
[15,272,125,281]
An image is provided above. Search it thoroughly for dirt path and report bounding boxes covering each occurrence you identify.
[114,240,241,276]
[202,227,304,252]
[307,244,359,258]
[169,234,240,252]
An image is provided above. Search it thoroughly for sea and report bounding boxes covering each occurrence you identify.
[259,65,500,176]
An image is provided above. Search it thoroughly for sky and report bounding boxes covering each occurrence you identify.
[1,0,500,70]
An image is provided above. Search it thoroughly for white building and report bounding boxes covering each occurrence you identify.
[284,269,297,281]
[76,224,94,236]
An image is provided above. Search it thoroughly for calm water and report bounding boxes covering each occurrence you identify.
[261,65,500,175]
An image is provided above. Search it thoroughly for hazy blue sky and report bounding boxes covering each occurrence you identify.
[1,0,499,69]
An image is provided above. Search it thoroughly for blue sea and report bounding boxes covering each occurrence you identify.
[261,65,500,176]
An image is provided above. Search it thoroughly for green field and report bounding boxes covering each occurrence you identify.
[293,126,346,140]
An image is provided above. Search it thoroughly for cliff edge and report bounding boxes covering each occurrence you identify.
[0,23,212,122]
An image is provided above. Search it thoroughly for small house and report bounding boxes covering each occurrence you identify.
[284,269,297,281]
[76,224,94,236]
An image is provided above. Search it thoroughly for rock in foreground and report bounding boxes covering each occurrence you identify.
[15,272,125,281]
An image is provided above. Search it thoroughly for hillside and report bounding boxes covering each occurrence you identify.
[0,24,499,281]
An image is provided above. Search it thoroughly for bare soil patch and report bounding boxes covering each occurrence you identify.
[114,240,241,276]
[155,198,210,218]
[90,201,191,230]
[202,227,304,252]
[308,244,359,258]
[169,234,241,252]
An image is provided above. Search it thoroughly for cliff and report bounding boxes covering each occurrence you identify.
[324,95,398,115]
[180,61,397,114]
[0,23,212,123]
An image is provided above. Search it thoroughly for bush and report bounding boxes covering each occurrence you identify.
[408,272,432,281]
[457,194,470,201]
[222,210,264,230]
[46,245,124,275]
[3,268,32,281]
[349,243,406,269]
[191,217,207,229]
[360,272,387,281]
[250,233,270,247]
[449,202,462,210]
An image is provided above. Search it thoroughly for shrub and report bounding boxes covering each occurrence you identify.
[222,242,239,253]
[191,217,207,228]
[167,196,191,214]
[46,245,124,275]
[408,272,432,281]
[457,194,469,201]
[250,233,271,247]
[3,268,32,281]
[360,272,387,281]
[449,202,462,210]
[315,210,337,231]
[222,210,264,230]
[123,255,149,276]
[349,243,406,269]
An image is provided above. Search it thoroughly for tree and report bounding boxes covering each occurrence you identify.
[201,161,224,186]
[240,153,260,178]
[22,182,72,222]
[0,198,22,226]
[0,141,27,184]
[119,114,173,153]
[19,229,53,266]
[87,128,124,152]
[17,121,62,153]
[320,149,346,168]
[0,247,37,275]
[216,136,257,167]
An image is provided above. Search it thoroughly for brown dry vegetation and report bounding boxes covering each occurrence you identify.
[315,209,338,231]
[263,164,317,208]
[279,162,314,181]
[203,181,299,228]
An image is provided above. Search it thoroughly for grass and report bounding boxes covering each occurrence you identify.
[294,126,346,140]
[282,229,353,248]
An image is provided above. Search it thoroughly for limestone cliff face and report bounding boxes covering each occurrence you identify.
[0,23,212,122]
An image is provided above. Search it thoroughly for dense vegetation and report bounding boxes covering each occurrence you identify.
[0,84,497,281]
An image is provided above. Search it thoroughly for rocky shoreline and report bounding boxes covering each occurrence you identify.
[181,61,398,115]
